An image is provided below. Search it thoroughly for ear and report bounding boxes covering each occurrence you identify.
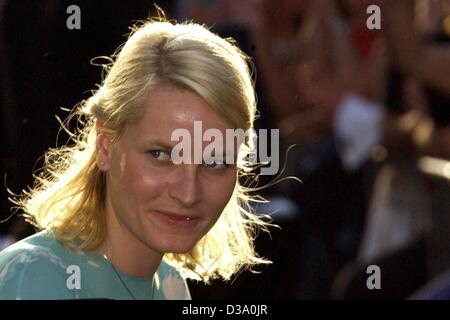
[96,121,112,171]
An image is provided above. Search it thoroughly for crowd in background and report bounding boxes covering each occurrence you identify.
[1,0,450,299]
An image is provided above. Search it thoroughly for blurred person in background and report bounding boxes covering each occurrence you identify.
[333,0,450,299]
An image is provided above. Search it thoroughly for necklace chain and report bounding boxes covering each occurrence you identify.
[103,255,155,300]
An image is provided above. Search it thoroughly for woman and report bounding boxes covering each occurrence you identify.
[0,17,269,299]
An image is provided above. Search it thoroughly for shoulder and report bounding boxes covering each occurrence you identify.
[156,259,191,300]
[0,230,75,299]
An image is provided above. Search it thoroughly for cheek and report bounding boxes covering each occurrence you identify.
[204,173,237,214]
[110,152,164,198]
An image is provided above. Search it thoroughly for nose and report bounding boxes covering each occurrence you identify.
[168,164,202,208]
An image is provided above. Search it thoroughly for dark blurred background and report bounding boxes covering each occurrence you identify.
[1,0,450,299]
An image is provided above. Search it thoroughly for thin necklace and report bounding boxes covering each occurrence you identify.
[103,254,155,300]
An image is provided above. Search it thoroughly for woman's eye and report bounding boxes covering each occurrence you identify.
[203,159,229,169]
[149,150,171,161]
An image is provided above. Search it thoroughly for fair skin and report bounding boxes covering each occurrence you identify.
[95,84,238,278]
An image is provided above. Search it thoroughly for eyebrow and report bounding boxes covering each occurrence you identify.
[140,138,175,150]
[141,138,239,159]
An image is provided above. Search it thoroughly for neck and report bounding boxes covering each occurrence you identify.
[99,198,163,278]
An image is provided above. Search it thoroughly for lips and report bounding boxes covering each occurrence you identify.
[153,210,200,226]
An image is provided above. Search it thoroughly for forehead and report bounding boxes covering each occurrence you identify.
[124,85,234,141]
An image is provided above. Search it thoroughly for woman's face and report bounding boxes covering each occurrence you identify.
[97,84,238,255]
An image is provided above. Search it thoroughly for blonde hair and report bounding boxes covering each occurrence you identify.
[15,17,271,282]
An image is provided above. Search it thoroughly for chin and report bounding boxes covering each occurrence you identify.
[167,242,197,254]
[167,248,194,254]
[152,238,198,255]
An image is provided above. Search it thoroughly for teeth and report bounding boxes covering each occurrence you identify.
[186,217,191,221]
